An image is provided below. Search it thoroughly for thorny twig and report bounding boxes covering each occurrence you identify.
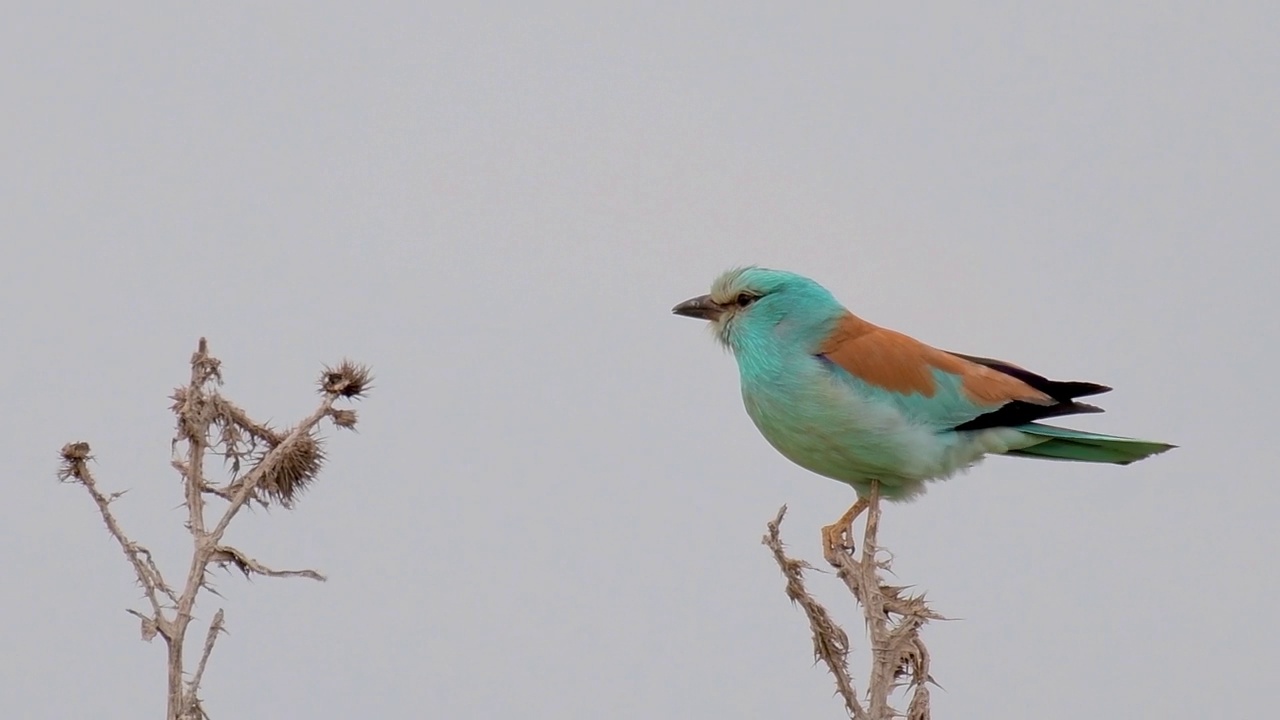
[58,339,371,720]
[58,443,172,634]
[764,482,943,720]
[763,506,869,720]
[188,608,225,700]
[211,545,328,582]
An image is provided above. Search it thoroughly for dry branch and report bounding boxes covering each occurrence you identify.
[59,442,174,639]
[764,483,942,720]
[58,339,371,720]
[763,507,868,720]
[210,545,328,582]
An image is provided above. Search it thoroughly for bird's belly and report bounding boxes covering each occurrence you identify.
[740,372,972,499]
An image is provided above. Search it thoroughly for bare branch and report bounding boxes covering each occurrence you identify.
[59,442,172,638]
[209,394,282,446]
[199,483,236,502]
[164,339,227,719]
[210,546,327,582]
[60,339,371,720]
[763,506,869,720]
[136,545,181,606]
[187,609,226,701]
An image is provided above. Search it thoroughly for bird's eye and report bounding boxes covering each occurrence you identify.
[735,293,758,308]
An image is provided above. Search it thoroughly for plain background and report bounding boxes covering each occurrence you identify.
[3,4,1276,718]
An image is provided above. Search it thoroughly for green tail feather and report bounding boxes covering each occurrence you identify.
[1007,423,1176,465]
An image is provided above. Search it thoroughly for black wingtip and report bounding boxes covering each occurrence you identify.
[1056,381,1112,399]
[946,351,1123,432]
[946,351,1113,401]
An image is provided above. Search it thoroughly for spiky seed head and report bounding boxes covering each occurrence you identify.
[260,431,325,507]
[319,360,373,399]
[61,442,91,462]
[57,442,93,483]
[330,408,358,430]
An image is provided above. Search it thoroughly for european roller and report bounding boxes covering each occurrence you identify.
[672,267,1173,541]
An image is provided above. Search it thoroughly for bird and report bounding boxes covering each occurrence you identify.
[672,266,1174,546]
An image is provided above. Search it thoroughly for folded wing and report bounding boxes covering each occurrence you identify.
[816,312,1110,431]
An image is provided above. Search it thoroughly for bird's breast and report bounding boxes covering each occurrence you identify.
[737,355,923,484]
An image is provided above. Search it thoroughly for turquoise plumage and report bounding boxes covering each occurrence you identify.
[673,267,1174,502]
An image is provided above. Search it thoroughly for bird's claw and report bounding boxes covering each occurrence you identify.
[821,496,870,566]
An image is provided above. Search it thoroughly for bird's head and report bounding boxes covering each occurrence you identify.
[671,267,844,352]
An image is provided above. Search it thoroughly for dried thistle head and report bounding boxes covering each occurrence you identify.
[169,387,188,413]
[168,387,201,444]
[57,442,93,483]
[319,360,372,399]
[259,430,325,507]
[329,408,358,430]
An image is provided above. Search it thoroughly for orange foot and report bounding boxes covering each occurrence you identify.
[821,496,870,565]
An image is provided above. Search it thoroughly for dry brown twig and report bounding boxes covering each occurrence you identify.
[763,482,944,720]
[58,339,372,720]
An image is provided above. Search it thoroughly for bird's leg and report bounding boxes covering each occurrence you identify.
[821,496,870,566]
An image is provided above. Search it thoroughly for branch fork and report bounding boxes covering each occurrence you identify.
[58,339,370,720]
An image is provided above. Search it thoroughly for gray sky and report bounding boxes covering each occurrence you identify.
[3,4,1276,718]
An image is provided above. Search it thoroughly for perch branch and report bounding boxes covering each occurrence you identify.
[766,481,942,719]
[763,506,869,720]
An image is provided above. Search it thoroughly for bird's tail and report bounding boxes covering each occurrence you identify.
[1008,423,1175,465]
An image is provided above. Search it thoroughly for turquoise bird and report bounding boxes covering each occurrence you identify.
[673,267,1173,535]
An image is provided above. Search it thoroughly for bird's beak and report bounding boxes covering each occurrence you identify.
[671,294,725,321]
